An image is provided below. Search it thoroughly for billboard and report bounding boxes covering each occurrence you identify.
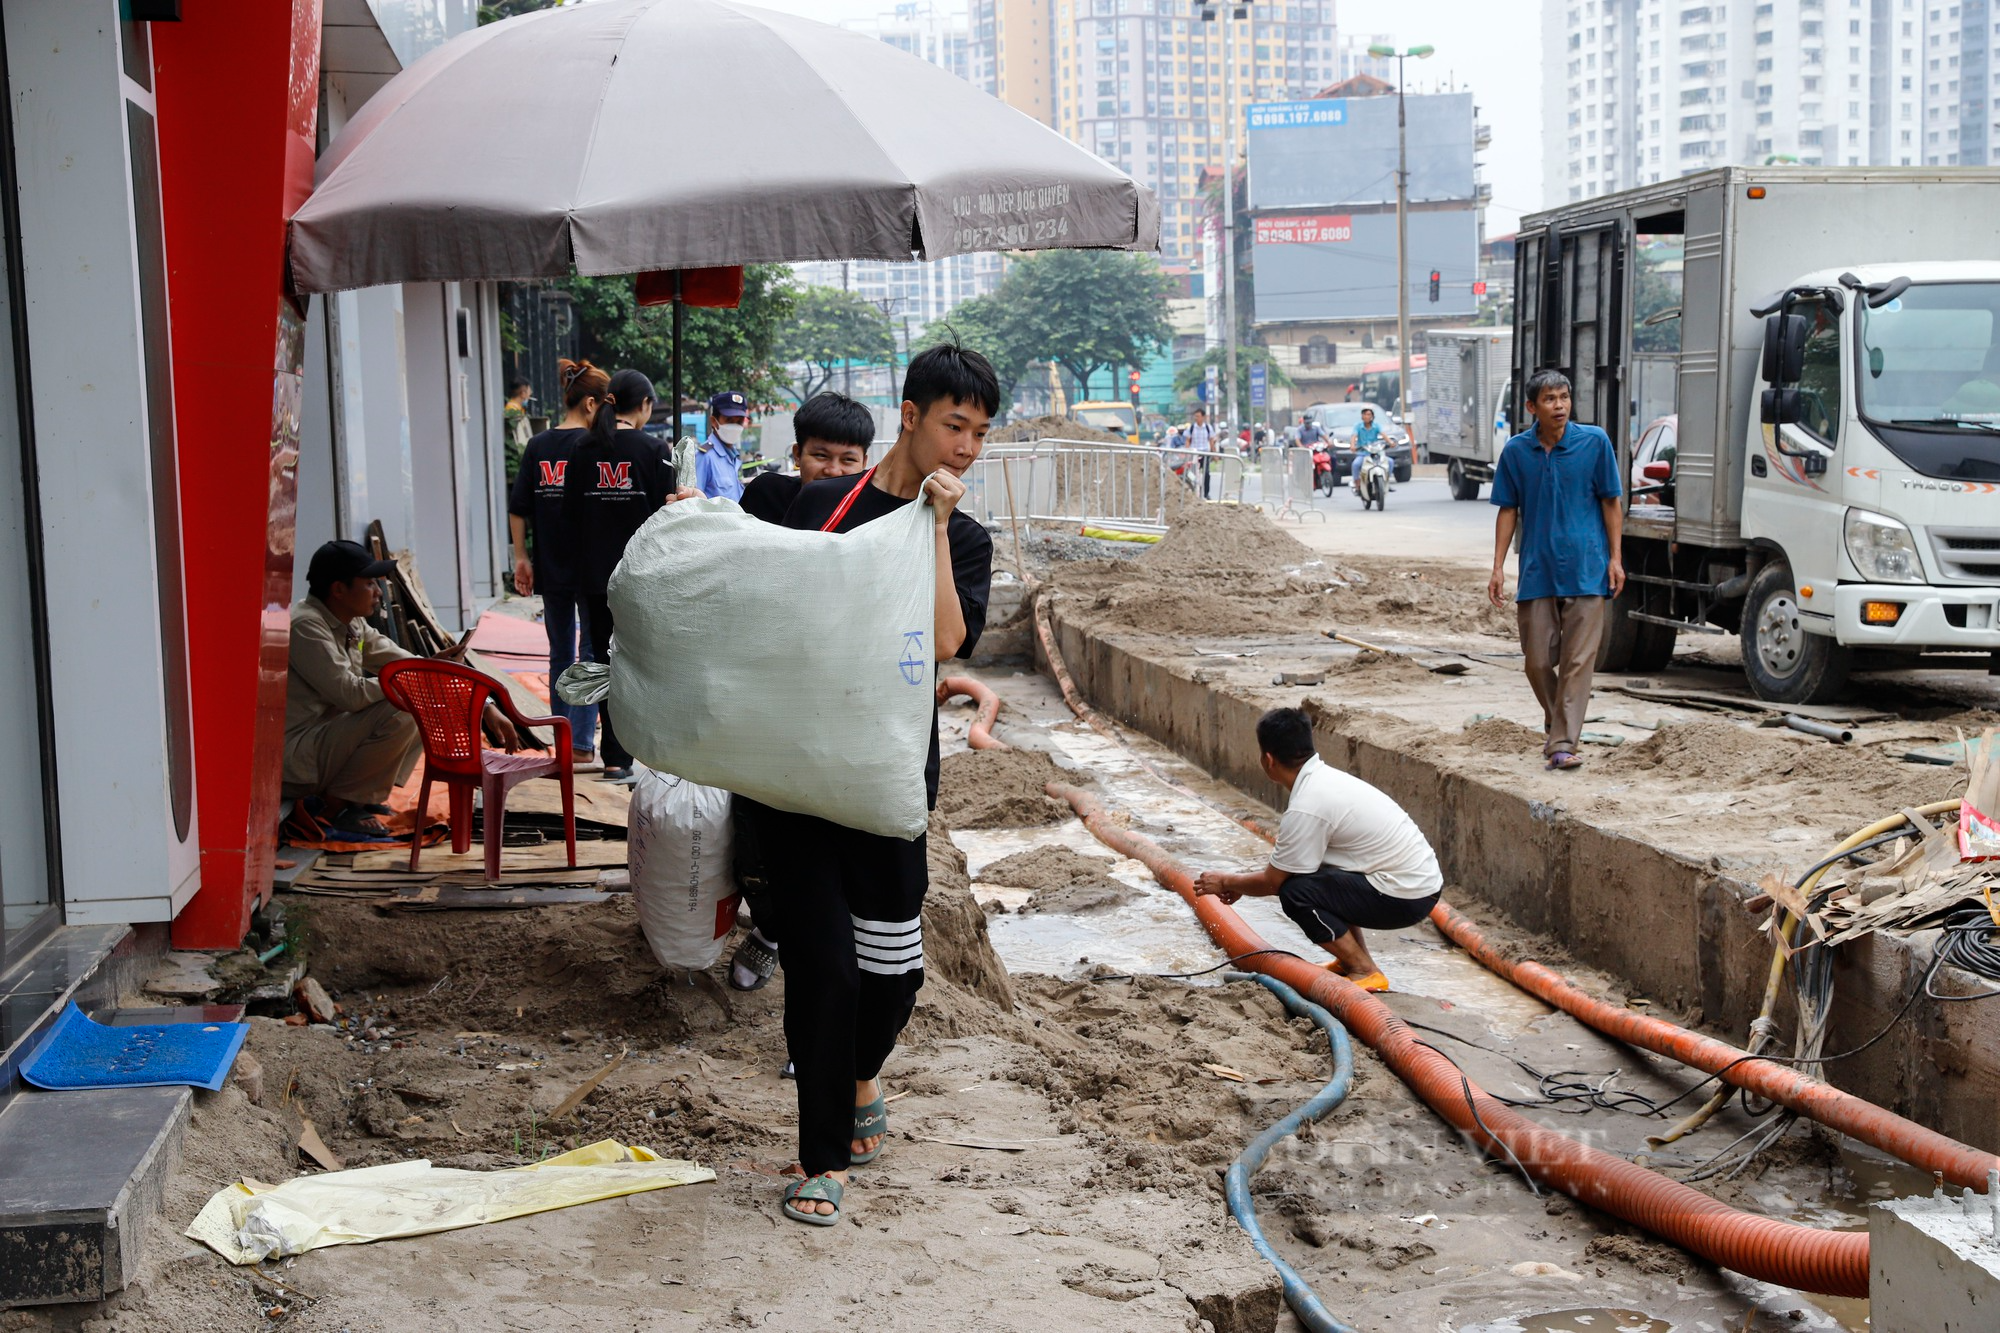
[1252,207,1479,323]
[1246,92,1476,211]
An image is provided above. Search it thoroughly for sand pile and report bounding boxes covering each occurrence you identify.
[1459,716,1546,753]
[1140,496,1312,576]
[1604,718,1960,803]
[921,811,1017,1010]
[977,846,1138,915]
[988,415,1129,445]
[1329,648,1441,681]
[935,747,1080,828]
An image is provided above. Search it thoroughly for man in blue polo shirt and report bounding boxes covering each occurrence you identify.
[696,390,749,502]
[1487,370,1625,770]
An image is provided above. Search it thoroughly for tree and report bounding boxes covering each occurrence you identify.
[554,265,799,405]
[935,293,1035,410]
[996,250,1176,399]
[1173,345,1296,423]
[775,288,897,402]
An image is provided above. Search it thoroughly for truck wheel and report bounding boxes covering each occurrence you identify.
[1395,461,1413,484]
[1447,460,1481,501]
[1741,561,1851,704]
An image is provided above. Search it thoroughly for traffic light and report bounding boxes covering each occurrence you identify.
[1128,368,1142,401]
[1428,269,1441,303]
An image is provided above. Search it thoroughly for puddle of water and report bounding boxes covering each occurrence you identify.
[1463,1312,1672,1333]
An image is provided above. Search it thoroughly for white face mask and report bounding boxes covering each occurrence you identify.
[714,422,745,447]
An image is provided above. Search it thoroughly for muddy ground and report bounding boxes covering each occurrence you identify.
[29,496,1981,1331]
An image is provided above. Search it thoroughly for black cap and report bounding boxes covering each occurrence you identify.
[308,539,396,589]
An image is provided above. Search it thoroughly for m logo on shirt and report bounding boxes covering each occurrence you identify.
[537,460,568,486]
[597,461,634,491]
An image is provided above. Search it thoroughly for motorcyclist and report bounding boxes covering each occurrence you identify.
[1349,407,1384,490]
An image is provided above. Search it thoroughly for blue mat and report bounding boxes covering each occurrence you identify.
[21,1003,249,1092]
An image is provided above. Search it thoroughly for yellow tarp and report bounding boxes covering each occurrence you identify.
[187,1139,714,1265]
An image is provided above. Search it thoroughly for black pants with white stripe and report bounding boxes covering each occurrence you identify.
[765,809,928,1176]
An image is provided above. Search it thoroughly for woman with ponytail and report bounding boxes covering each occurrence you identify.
[508,358,609,764]
[561,368,690,781]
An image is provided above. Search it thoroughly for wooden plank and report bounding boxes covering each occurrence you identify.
[389,885,614,910]
[348,841,627,872]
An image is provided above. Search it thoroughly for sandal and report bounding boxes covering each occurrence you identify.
[729,932,779,992]
[1547,750,1583,770]
[1349,971,1392,993]
[850,1095,888,1165]
[781,1173,843,1227]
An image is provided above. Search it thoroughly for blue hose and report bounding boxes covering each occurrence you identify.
[1222,971,1358,1333]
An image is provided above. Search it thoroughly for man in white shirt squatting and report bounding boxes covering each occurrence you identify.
[1194,708,1444,993]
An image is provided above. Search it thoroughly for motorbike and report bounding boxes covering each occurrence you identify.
[1310,443,1334,496]
[1355,440,1390,510]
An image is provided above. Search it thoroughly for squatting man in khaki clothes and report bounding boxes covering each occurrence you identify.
[284,540,518,838]
[1487,369,1625,771]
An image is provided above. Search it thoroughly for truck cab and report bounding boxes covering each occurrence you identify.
[1744,263,2000,698]
[1514,169,2000,703]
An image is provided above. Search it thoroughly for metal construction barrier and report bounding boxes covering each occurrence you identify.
[961,438,1259,536]
[1255,445,1325,522]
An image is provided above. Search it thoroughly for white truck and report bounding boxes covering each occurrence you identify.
[1513,167,2000,703]
[1419,328,1514,502]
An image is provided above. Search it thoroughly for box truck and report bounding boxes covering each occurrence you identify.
[1512,167,2000,703]
[1420,328,1514,501]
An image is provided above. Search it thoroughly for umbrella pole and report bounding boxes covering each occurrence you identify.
[671,271,684,454]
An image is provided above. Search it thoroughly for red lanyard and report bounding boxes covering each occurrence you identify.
[819,465,879,532]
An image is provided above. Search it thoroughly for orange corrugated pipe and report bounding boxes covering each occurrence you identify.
[1428,900,2000,1191]
[939,676,1007,751]
[1048,781,1871,1299]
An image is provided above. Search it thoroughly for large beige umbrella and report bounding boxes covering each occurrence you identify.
[288,0,1159,293]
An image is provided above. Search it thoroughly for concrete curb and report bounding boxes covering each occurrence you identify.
[1040,600,2000,1154]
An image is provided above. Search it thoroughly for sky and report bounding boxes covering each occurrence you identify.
[737,0,1546,234]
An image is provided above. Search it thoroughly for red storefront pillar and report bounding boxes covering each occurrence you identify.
[155,1,322,949]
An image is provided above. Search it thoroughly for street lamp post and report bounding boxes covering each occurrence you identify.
[1366,42,1434,434]
[1201,2,1248,436]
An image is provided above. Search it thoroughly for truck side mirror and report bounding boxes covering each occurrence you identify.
[1761,387,1803,426]
[1760,313,1810,385]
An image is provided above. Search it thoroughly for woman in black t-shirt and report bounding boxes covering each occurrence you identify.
[560,368,689,781]
[508,358,609,764]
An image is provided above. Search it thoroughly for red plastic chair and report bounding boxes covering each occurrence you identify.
[378,659,575,883]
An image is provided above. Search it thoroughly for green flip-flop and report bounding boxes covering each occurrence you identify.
[850,1096,889,1165]
[781,1173,843,1227]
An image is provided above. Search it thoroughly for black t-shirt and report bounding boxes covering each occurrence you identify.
[507,427,589,593]
[785,472,993,810]
[740,471,800,526]
[560,428,677,594]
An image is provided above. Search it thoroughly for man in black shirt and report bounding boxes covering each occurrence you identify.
[767,344,997,1227]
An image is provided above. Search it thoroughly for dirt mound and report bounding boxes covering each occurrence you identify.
[977,846,1138,915]
[1329,648,1440,681]
[1359,568,1517,636]
[302,897,726,1040]
[989,414,1130,445]
[1141,497,1312,575]
[1009,974,1345,1196]
[1603,718,1961,808]
[1459,716,1545,753]
[936,747,1080,828]
[1076,581,1340,638]
[922,811,1016,1009]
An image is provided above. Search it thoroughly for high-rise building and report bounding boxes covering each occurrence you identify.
[1545,0,1999,208]
[969,1,1337,262]
[795,3,1003,334]
[970,0,1055,125]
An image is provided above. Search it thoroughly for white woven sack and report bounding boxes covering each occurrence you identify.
[604,493,937,839]
[626,766,738,970]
